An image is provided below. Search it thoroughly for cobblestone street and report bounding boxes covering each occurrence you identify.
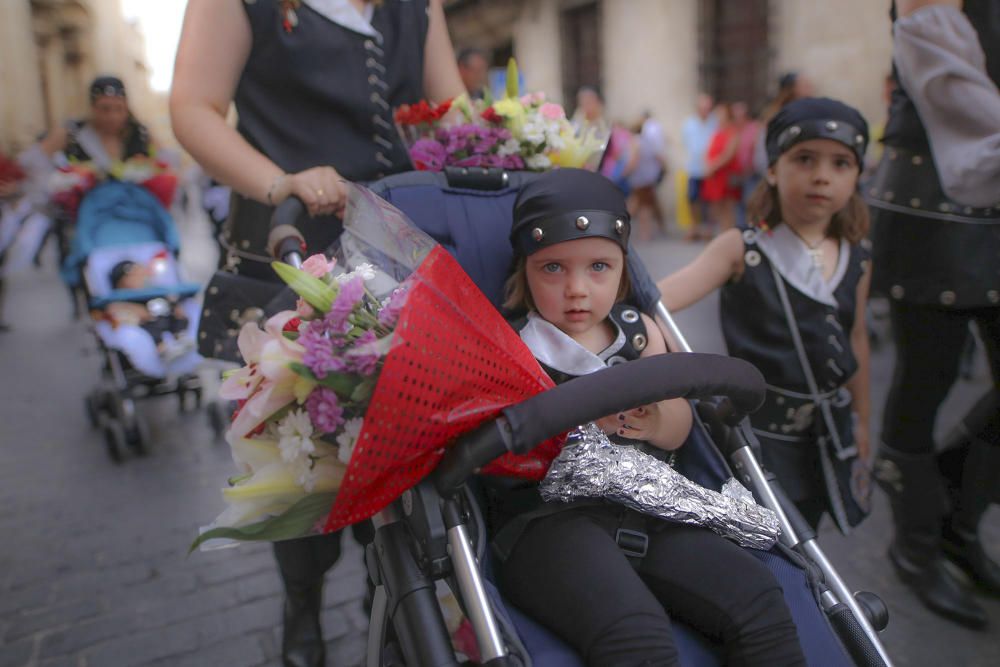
[1,207,998,666]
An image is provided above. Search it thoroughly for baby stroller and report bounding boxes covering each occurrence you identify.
[269,169,893,666]
[62,181,203,462]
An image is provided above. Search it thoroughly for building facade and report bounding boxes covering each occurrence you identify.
[446,0,892,192]
[0,0,161,154]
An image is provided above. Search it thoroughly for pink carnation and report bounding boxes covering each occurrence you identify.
[301,254,336,278]
[539,103,566,121]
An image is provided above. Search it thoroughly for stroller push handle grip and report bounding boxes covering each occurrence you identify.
[267,197,307,263]
[503,353,765,456]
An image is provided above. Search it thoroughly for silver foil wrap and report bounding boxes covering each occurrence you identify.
[539,424,781,550]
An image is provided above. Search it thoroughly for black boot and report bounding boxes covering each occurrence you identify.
[941,436,1000,596]
[274,535,342,667]
[874,444,988,629]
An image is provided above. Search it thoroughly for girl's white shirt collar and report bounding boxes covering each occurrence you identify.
[302,0,379,38]
[519,311,625,377]
[753,224,849,308]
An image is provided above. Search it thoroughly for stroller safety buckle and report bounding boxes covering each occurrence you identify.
[615,528,649,559]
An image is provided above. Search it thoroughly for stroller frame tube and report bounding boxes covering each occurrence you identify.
[446,521,507,661]
[369,506,463,667]
[655,302,893,667]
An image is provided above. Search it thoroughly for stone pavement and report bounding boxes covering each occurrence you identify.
[0,208,998,666]
[0,207,367,667]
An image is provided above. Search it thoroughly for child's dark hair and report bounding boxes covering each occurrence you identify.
[503,256,632,312]
[109,260,136,288]
[745,180,870,244]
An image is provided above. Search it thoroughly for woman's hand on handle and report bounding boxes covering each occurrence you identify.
[275,166,349,218]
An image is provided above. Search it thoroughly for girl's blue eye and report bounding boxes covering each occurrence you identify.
[835,158,853,169]
[543,262,561,273]
[591,262,608,272]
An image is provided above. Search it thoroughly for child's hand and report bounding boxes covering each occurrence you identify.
[617,404,681,449]
[595,413,622,436]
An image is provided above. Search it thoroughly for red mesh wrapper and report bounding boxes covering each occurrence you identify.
[324,246,563,531]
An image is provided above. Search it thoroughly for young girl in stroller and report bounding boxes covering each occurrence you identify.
[492,168,807,666]
[657,98,872,533]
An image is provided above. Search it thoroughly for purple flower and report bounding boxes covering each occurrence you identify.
[305,387,344,434]
[300,325,347,379]
[326,277,365,330]
[410,138,447,171]
[377,288,408,328]
[501,155,525,170]
[452,155,489,168]
[347,330,380,376]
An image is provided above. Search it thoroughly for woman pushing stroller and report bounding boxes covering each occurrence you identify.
[491,168,806,666]
[658,97,873,533]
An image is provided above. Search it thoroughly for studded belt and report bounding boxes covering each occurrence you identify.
[865,146,1000,223]
[752,384,849,443]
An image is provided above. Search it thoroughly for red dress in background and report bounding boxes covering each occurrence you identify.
[701,126,740,202]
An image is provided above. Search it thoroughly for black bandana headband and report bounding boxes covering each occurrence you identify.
[511,168,630,257]
[765,97,869,169]
[90,76,127,103]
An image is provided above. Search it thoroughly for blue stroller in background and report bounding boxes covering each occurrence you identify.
[267,169,893,666]
[63,181,203,461]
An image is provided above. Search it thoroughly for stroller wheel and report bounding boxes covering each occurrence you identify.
[125,414,150,456]
[85,391,102,429]
[103,420,126,463]
[207,401,229,441]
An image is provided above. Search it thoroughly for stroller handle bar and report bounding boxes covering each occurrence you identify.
[433,353,765,497]
[268,196,308,265]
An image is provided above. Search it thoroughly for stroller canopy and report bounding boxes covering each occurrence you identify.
[61,181,180,287]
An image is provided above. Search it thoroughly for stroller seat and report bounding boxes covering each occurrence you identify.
[362,171,855,666]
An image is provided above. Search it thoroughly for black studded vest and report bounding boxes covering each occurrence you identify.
[869,1,1000,308]
[224,0,428,275]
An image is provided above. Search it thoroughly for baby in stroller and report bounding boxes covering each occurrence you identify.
[105,258,195,365]
[63,181,204,460]
[491,169,806,666]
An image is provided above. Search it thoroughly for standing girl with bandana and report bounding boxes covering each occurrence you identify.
[658,97,873,534]
[493,168,806,667]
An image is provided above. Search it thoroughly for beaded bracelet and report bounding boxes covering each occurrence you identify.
[266,173,287,206]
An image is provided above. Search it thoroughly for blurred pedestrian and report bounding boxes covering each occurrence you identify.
[457,47,489,99]
[731,101,761,222]
[701,102,741,235]
[627,111,668,240]
[869,0,1000,630]
[572,85,609,134]
[681,92,717,240]
[752,72,816,178]
[171,1,464,665]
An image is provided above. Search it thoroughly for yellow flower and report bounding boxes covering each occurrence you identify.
[492,98,524,120]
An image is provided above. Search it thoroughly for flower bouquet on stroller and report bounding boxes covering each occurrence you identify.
[394,59,608,172]
[192,184,564,551]
[49,155,177,219]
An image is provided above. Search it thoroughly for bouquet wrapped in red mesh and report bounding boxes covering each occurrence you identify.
[193,184,562,550]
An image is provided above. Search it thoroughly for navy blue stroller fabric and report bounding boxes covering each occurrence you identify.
[367,171,851,666]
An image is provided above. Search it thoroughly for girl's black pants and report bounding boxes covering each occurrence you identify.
[499,505,807,667]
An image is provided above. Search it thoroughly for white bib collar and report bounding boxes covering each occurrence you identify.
[754,224,849,307]
[519,312,618,377]
[302,0,379,38]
